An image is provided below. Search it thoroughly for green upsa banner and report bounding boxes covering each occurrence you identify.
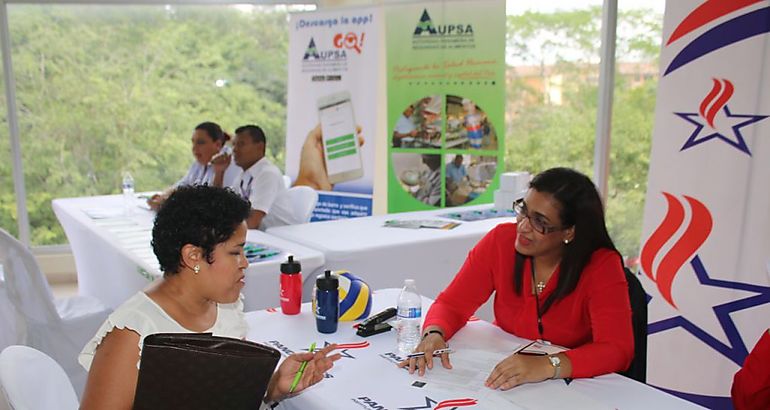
[386,0,505,212]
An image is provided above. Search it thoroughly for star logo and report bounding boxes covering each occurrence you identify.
[640,193,770,367]
[675,78,768,156]
[399,396,478,410]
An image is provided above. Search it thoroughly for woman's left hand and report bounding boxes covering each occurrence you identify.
[265,343,342,401]
[484,353,554,390]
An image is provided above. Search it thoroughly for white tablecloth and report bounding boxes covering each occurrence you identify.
[267,204,515,321]
[52,195,325,311]
[245,289,702,410]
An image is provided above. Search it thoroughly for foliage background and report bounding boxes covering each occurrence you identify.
[0,5,662,260]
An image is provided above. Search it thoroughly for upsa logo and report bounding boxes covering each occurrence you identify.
[398,396,478,410]
[303,37,347,61]
[333,32,365,54]
[413,9,474,36]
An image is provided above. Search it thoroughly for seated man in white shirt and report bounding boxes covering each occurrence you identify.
[214,125,293,230]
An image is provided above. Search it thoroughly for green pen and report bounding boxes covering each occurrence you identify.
[289,342,316,393]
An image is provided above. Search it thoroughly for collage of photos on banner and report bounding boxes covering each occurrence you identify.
[392,95,498,207]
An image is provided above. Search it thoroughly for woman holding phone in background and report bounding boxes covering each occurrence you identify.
[147,121,240,210]
[400,167,634,390]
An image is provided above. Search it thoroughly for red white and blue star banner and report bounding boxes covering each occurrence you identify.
[640,1,770,408]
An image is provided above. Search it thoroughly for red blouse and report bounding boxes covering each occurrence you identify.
[423,223,634,378]
[732,329,770,410]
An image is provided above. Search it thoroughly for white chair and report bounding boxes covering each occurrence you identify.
[285,186,318,224]
[0,228,111,399]
[0,345,79,410]
[0,264,22,355]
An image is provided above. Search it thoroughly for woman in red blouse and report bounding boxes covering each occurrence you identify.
[399,167,634,390]
[732,329,770,410]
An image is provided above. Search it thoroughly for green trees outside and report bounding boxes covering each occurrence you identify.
[0,5,291,244]
[505,6,662,260]
[0,5,662,258]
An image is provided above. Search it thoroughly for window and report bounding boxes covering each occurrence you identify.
[0,55,11,238]
[504,1,603,179]
[606,2,664,263]
[504,0,665,262]
[5,4,309,245]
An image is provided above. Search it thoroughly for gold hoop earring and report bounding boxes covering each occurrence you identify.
[193,265,201,274]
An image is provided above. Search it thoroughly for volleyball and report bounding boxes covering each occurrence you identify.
[337,271,372,321]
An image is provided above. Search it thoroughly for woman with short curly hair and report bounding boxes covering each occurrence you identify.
[79,185,340,409]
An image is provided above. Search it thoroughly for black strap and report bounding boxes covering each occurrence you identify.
[422,329,444,340]
[532,261,544,339]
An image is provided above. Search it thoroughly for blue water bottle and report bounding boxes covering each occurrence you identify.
[314,270,339,334]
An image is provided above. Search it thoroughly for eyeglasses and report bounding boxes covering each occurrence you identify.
[512,199,564,235]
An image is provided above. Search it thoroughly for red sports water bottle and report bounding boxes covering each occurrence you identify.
[280,256,302,315]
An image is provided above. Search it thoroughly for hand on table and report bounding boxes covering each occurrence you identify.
[293,125,364,191]
[397,330,451,376]
[265,343,341,401]
[484,352,554,390]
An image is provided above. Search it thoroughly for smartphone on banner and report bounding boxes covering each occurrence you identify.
[317,91,363,185]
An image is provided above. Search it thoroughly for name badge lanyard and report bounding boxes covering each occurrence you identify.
[531,262,545,340]
[194,165,209,185]
[240,174,254,200]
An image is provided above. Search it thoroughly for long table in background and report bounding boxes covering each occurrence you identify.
[52,194,324,311]
[267,204,516,321]
[245,288,702,410]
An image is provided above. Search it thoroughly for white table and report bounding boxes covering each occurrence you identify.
[267,204,516,321]
[245,289,702,410]
[52,195,325,311]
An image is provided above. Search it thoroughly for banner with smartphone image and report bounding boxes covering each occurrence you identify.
[386,0,505,213]
[286,8,379,221]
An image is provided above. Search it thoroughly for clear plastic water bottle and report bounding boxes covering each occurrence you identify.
[397,279,422,355]
[122,172,135,216]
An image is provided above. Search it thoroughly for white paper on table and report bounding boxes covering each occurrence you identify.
[409,345,610,409]
[412,349,502,394]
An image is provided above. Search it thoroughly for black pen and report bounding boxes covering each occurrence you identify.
[512,340,537,355]
[518,350,548,356]
[406,348,453,359]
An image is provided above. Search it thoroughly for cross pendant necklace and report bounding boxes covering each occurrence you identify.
[536,281,546,294]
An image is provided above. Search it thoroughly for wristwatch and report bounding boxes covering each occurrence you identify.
[548,355,561,379]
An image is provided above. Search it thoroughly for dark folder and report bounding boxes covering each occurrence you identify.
[133,333,280,410]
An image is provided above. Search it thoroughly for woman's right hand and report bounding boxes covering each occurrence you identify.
[397,329,452,376]
[265,343,341,402]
